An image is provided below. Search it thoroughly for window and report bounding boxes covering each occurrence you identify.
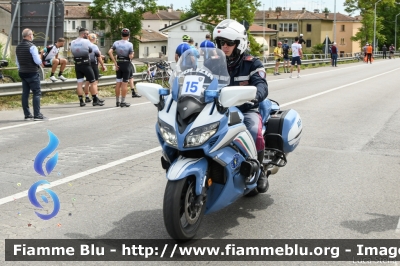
[93,21,97,30]
[340,38,345,45]
[164,24,167,28]
[306,40,311,47]
[283,23,288,32]
[81,21,86,28]
[268,24,277,30]
[270,39,277,47]
[64,21,66,31]
[100,37,104,47]
[279,23,298,32]
[306,24,312,32]
[161,46,166,55]
[341,25,345,31]
[72,21,76,30]
[293,23,297,32]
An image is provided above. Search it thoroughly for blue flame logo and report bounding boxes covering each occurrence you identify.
[29,130,60,220]
[34,130,59,176]
[28,180,60,220]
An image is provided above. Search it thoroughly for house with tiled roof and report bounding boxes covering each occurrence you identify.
[142,9,182,31]
[160,15,277,63]
[315,12,362,54]
[134,29,168,58]
[255,7,334,49]
[255,7,361,54]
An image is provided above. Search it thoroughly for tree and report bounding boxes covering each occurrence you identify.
[344,0,397,49]
[180,0,263,55]
[88,0,158,41]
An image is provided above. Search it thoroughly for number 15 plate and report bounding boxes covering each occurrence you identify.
[181,75,205,97]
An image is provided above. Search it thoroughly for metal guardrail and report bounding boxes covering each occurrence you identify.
[0,55,358,97]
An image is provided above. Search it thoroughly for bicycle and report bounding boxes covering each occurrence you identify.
[0,60,15,83]
[155,60,172,88]
[141,62,157,83]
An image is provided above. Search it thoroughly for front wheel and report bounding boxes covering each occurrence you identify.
[163,176,206,241]
[0,75,15,83]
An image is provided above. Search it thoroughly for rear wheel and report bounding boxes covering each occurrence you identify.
[163,176,206,241]
[0,75,15,83]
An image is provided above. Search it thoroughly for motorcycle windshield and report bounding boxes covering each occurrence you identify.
[172,48,230,134]
[172,47,230,104]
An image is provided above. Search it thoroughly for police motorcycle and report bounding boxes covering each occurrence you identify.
[136,48,302,241]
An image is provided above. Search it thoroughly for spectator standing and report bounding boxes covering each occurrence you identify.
[16,28,47,120]
[200,34,216,60]
[382,45,387,59]
[175,35,191,62]
[273,41,283,75]
[83,33,106,103]
[40,38,68,82]
[282,39,290,73]
[71,28,104,107]
[108,28,134,107]
[366,43,373,64]
[298,34,306,46]
[389,44,395,59]
[289,37,302,78]
[363,43,368,61]
[188,37,200,67]
[331,42,338,67]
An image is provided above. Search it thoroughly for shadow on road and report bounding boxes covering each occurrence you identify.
[341,212,400,234]
[65,194,274,240]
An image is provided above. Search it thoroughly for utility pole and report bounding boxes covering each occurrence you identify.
[227,0,230,19]
[333,0,336,43]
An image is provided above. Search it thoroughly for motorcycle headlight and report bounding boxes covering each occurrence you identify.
[185,122,219,147]
[158,119,177,147]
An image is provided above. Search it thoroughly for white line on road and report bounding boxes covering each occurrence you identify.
[1,66,399,206]
[0,64,394,132]
[280,67,400,107]
[0,147,161,206]
[396,217,400,233]
[0,102,151,131]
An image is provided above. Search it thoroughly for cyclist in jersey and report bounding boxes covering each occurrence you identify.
[108,28,134,107]
[40,38,68,82]
[83,33,106,103]
[175,35,191,62]
[71,28,104,107]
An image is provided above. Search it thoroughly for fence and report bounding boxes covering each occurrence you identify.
[0,54,368,97]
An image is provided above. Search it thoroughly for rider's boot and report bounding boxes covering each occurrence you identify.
[256,150,269,193]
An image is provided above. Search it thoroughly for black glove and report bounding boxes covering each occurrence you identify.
[250,98,258,105]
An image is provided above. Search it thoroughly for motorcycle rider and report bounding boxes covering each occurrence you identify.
[213,19,269,193]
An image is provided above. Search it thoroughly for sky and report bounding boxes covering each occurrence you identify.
[156,0,353,15]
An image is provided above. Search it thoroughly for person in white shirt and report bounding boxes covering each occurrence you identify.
[40,38,68,82]
[289,36,303,78]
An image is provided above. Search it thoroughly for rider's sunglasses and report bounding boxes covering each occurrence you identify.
[220,40,236,47]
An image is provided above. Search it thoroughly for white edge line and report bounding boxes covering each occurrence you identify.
[0,146,162,206]
[1,66,398,205]
[280,68,400,107]
[49,102,151,121]
[396,217,400,233]
[0,101,151,131]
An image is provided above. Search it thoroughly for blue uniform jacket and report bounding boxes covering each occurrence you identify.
[228,54,268,113]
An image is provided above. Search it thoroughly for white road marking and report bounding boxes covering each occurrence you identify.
[0,102,151,131]
[396,217,400,233]
[0,147,162,206]
[280,68,400,107]
[1,66,399,206]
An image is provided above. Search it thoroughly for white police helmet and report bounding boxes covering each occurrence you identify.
[213,19,248,55]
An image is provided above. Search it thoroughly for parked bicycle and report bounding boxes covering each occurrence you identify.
[141,62,158,83]
[155,60,172,88]
[0,60,15,84]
